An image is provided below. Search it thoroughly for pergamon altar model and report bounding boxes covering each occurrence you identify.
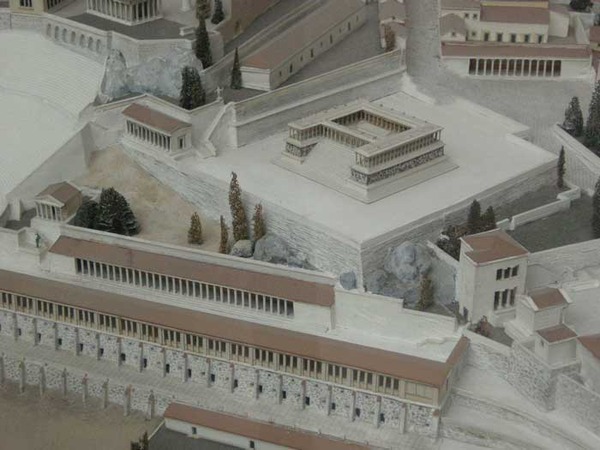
[4,0,600,448]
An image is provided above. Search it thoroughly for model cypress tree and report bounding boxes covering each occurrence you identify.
[570,0,592,12]
[188,212,203,244]
[557,147,566,189]
[211,0,225,24]
[593,177,600,238]
[230,47,242,90]
[219,215,229,254]
[229,172,249,241]
[73,199,99,229]
[480,206,496,232]
[195,19,212,69]
[252,203,266,241]
[416,273,434,311]
[563,96,584,137]
[467,199,482,234]
[585,82,600,148]
[180,67,206,110]
[383,24,396,52]
[96,187,139,236]
[196,0,210,20]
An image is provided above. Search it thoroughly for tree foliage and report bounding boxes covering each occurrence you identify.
[230,47,242,90]
[96,188,140,236]
[467,200,482,235]
[570,0,592,12]
[383,24,396,52]
[196,0,210,20]
[416,273,434,311]
[180,66,206,110]
[252,203,266,241]
[585,82,600,148]
[188,212,203,244]
[563,96,584,137]
[194,19,212,69]
[73,199,99,229]
[557,147,566,189]
[229,172,249,242]
[211,0,225,24]
[480,206,496,233]
[593,177,600,238]
[219,215,229,254]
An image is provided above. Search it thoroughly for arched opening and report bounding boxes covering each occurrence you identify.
[88,36,93,49]
[96,40,102,53]
[70,31,76,44]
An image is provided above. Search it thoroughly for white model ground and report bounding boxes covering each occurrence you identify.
[190,80,555,244]
[0,30,104,208]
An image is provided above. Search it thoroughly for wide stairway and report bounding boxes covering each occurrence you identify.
[0,30,104,118]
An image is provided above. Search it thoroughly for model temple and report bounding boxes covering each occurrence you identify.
[2,0,600,449]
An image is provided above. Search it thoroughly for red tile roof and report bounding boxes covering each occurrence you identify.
[529,288,568,310]
[49,236,335,307]
[537,324,577,343]
[36,182,81,205]
[122,103,190,134]
[0,269,468,387]
[578,334,600,360]
[441,0,480,10]
[481,6,549,25]
[164,403,370,450]
[462,229,528,264]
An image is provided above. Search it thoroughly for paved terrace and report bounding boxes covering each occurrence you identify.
[69,14,191,40]
[0,335,438,450]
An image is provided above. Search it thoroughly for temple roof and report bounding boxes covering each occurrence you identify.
[122,103,190,134]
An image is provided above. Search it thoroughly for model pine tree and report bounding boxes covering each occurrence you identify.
[416,273,434,311]
[195,19,212,69]
[188,212,203,244]
[73,199,99,229]
[211,0,225,24]
[467,199,482,234]
[230,47,242,89]
[563,96,583,137]
[252,203,266,241]
[219,215,229,254]
[383,24,396,52]
[593,177,600,238]
[585,82,600,148]
[557,147,566,189]
[96,187,139,236]
[480,206,496,232]
[229,172,249,241]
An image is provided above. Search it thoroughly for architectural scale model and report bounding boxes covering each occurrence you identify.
[2,0,600,449]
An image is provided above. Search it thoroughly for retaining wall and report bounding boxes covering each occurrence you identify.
[508,186,580,230]
[555,373,600,437]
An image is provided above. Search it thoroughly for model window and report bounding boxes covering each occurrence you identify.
[473,14,478,20]
[496,33,503,42]
[484,32,490,42]
[512,266,519,277]
[494,291,500,310]
[524,34,530,43]
[504,267,511,278]
[496,268,502,280]
[510,34,517,43]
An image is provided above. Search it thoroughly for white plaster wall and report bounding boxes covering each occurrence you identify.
[528,238,600,280]
[532,307,563,331]
[43,14,108,63]
[240,68,271,91]
[547,339,577,367]
[549,11,569,38]
[475,22,548,42]
[555,373,600,436]
[515,299,535,334]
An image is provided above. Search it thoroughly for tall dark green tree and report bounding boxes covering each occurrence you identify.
[230,47,242,89]
[229,172,249,242]
[480,206,496,232]
[211,0,225,24]
[96,187,139,236]
[593,177,600,238]
[219,215,229,254]
[73,199,99,229]
[585,82,600,148]
[416,273,434,311]
[252,203,266,241]
[570,0,592,12]
[196,0,210,20]
[563,96,584,137]
[195,19,212,69]
[180,66,206,110]
[467,199,482,235]
[557,147,566,189]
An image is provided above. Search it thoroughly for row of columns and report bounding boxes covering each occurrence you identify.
[127,120,171,151]
[87,0,160,23]
[468,58,562,78]
[35,202,62,222]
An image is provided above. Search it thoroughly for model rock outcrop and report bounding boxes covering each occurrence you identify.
[100,49,202,101]
[253,234,311,269]
[230,239,253,258]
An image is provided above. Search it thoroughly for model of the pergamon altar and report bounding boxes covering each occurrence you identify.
[3,0,600,448]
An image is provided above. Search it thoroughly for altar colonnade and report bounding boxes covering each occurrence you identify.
[87,0,161,25]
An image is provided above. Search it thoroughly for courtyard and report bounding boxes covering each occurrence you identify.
[0,382,161,450]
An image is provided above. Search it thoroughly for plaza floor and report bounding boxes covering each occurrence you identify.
[0,382,161,450]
